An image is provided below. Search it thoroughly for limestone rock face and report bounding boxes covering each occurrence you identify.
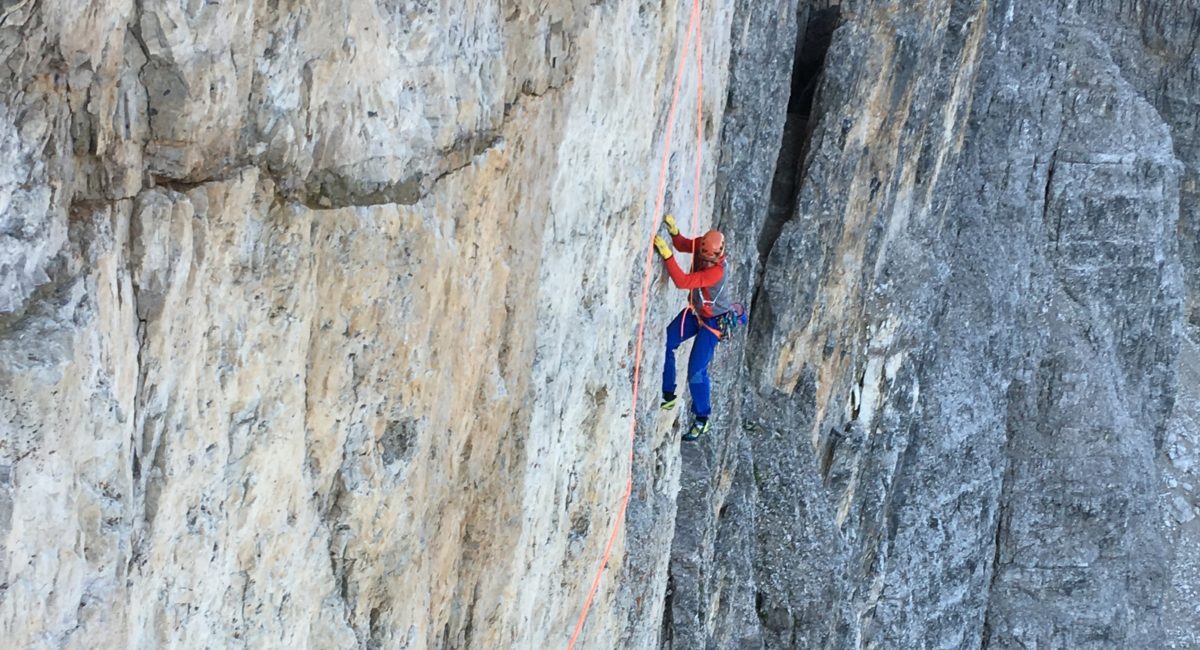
[3,0,1198,648]
[1,1,736,647]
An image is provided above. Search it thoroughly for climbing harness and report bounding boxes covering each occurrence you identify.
[685,299,748,341]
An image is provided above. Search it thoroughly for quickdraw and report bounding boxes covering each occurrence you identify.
[688,301,748,340]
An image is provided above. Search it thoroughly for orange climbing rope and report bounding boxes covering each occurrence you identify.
[565,0,705,647]
[681,4,705,337]
[690,5,704,256]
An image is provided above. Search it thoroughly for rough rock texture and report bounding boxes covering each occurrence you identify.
[3,0,1198,649]
[662,0,1199,648]
[0,1,738,647]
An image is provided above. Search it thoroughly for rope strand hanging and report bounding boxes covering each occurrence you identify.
[566,0,706,646]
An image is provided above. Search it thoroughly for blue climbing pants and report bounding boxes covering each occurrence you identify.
[662,308,721,417]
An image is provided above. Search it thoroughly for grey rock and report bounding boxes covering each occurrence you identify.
[665,0,1197,648]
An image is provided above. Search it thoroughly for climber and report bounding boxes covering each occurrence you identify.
[652,214,733,442]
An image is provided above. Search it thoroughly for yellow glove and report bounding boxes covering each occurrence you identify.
[663,213,680,236]
[653,234,673,259]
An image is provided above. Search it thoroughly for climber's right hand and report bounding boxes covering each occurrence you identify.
[653,235,673,260]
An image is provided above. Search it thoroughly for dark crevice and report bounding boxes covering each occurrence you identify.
[1043,150,1059,250]
[461,583,479,649]
[129,0,153,157]
[818,426,840,483]
[745,6,840,367]
[980,513,1004,650]
[128,0,151,68]
[660,569,675,647]
[149,174,225,195]
[756,6,842,264]
[126,177,150,535]
[367,606,384,650]
[980,379,1023,649]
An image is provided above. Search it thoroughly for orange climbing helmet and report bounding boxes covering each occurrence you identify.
[699,229,725,261]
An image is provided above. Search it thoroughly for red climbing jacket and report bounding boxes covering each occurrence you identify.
[664,232,729,319]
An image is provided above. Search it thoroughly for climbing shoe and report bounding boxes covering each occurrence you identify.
[682,417,710,442]
[660,392,677,410]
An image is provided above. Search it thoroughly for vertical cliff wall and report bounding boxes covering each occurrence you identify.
[665,0,1198,648]
[3,0,1197,648]
[0,1,740,647]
